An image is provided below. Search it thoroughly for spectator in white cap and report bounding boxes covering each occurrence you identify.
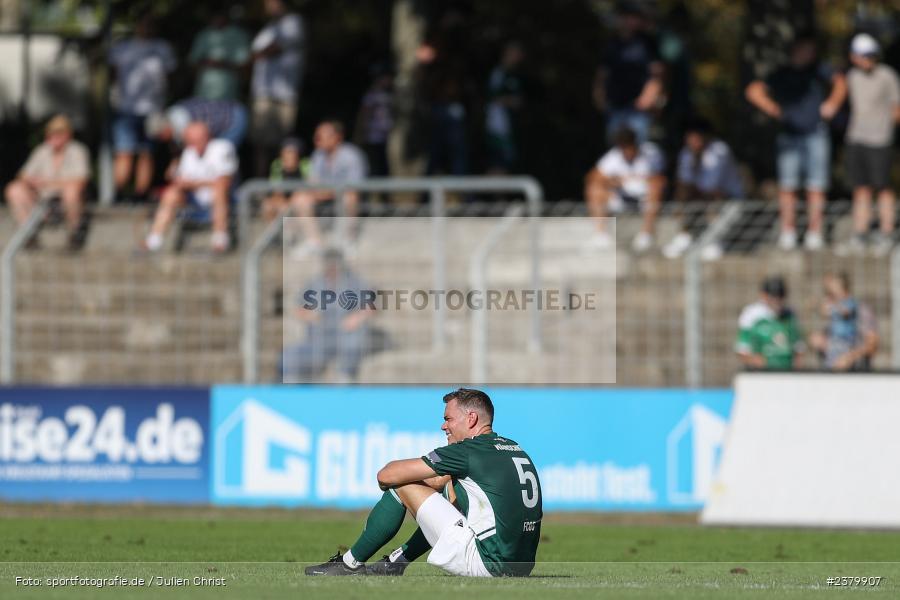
[839,33,900,257]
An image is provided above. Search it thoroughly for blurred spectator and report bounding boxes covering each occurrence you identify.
[809,272,878,372]
[146,98,249,147]
[735,276,805,371]
[250,0,305,176]
[485,41,526,174]
[584,127,665,252]
[663,117,743,261]
[141,122,238,254]
[4,115,90,251]
[290,120,367,255]
[109,13,176,201]
[426,80,469,176]
[421,10,472,176]
[281,248,374,384]
[657,2,694,163]
[592,2,664,144]
[353,65,394,177]
[261,137,309,222]
[745,33,846,252]
[188,6,250,101]
[839,33,900,258]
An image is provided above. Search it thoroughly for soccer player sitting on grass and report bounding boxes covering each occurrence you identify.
[305,388,543,577]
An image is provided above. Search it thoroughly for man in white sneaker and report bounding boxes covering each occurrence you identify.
[584,127,665,252]
[839,33,900,258]
[745,32,845,251]
[663,117,743,261]
[142,121,238,253]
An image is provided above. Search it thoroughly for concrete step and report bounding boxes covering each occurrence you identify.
[16,314,238,352]
[15,350,241,385]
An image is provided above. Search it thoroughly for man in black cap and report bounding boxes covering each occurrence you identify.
[734,276,805,370]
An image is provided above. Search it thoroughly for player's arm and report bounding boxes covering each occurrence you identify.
[377,458,437,491]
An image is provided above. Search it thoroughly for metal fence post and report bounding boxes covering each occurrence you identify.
[470,205,525,384]
[1,202,51,383]
[892,245,900,369]
[683,201,744,388]
[242,215,284,383]
[430,186,447,352]
[524,181,542,353]
[684,250,702,388]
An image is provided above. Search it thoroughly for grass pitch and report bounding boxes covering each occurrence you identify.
[1,505,898,598]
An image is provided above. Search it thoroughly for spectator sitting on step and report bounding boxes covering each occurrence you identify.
[261,137,310,222]
[735,276,805,371]
[289,120,368,256]
[4,114,91,251]
[140,121,238,254]
[808,272,878,372]
[281,247,374,383]
[662,117,744,261]
[584,127,665,252]
[145,97,249,148]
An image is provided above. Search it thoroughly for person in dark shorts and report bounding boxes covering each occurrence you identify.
[840,33,900,257]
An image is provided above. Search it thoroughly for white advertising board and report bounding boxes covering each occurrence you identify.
[702,373,900,528]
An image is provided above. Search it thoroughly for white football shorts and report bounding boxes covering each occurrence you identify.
[415,492,491,577]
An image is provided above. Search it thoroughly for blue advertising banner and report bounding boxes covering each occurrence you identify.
[211,386,733,510]
[0,387,209,503]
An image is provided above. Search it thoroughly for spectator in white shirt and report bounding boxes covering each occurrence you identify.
[291,120,368,255]
[251,0,305,175]
[142,122,238,254]
[584,127,665,252]
[108,13,176,201]
[663,118,744,260]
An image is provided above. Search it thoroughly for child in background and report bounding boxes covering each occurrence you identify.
[261,137,309,222]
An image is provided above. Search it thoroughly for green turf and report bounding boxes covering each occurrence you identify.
[1,512,898,598]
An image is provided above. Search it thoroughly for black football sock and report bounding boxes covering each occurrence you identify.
[395,527,431,562]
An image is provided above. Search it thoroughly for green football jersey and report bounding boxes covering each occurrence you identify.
[735,301,804,370]
[422,432,543,577]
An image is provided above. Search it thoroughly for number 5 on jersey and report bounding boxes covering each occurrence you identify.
[512,457,539,508]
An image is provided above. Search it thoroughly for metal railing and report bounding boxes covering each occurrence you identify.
[470,204,526,384]
[239,176,544,384]
[891,245,900,370]
[1,200,50,383]
[684,201,744,388]
[2,193,899,387]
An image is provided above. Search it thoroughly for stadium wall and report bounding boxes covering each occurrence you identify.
[0,386,733,511]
